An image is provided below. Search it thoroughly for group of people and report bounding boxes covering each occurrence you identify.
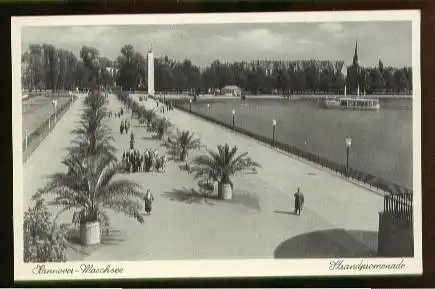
[106,107,125,119]
[121,149,167,173]
[120,119,131,135]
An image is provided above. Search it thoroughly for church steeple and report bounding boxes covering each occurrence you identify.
[352,40,358,66]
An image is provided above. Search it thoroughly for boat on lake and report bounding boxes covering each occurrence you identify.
[324,97,381,110]
[323,85,381,110]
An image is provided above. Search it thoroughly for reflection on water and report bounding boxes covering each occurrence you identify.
[184,97,413,189]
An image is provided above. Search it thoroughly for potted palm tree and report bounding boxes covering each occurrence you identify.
[153,117,171,140]
[193,143,260,200]
[42,154,145,246]
[175,129,201,161]
[145,109,157,128]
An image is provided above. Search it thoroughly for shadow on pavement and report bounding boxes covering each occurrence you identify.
[274,229,378,258]
[141,135,159,141]
[231,190,261,211]
[65,228,125,261]
[162,186,261,211]
[273,210,297,215]
[162,187,215,205]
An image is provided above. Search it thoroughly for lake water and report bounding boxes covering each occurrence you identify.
[182,97,413,189]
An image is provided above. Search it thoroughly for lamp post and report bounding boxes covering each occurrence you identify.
[345,137,352,177]
[232,109,235,128]
[53,100,57,123]
[272,119,277,146]
[48,113,51,130]
[189,99,192,113]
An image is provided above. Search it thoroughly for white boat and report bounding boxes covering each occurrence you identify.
[324,97,380,110]
[323,84,380,110]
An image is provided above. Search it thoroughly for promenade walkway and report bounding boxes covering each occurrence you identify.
[21,92,383,261]
[23,93,86,211]
[84,94,383,260]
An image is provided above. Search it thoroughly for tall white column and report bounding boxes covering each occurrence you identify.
[147,50,154,96]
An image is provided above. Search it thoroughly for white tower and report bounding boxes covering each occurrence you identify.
[147,45,154,96]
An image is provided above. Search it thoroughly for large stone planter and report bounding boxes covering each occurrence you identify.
[218,183,232,200]
[80,221,100,246]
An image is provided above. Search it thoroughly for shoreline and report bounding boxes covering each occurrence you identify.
[140,93,413,101]
[144,94,411,194]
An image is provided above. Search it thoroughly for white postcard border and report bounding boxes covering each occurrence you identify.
[12,10,422,280]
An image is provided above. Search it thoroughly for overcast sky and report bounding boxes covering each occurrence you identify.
[21,21,412,68]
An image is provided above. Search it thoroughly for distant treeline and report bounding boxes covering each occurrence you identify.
[21,44,412,95]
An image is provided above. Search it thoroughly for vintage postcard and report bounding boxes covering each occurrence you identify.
[12,11,422,280]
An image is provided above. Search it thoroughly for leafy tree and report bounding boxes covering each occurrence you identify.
[80,46,101,88]
[24,194,68,262]
[22,43,413,95]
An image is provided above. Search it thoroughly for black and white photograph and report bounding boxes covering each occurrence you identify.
[12,11,422,280]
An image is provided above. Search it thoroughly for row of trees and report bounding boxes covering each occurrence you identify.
[22,43,413,95]
[346,60,412,95]
[23,88,262,262]
[21,44,114,91]
[24,90,146,262]
[122,93,261,200]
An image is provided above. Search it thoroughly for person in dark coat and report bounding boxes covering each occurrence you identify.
[294,187,304,216]
[120,120,125,134]
[144,189,155,215]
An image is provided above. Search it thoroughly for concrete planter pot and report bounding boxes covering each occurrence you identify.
[218,182,232,200]
[80,221,101,245]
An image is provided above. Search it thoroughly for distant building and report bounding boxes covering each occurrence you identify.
[222,85,242,96]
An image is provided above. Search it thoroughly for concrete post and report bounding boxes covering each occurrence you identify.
[25,129,29,150]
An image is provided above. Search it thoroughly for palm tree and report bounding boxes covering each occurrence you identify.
[152,117,171,140]
[193,143,260,200]
[67,91,116,161]
[41,154,145,245]
[144,109,157,127]
[175,129,201,161]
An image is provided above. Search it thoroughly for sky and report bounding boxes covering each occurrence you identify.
[21,21,412,68]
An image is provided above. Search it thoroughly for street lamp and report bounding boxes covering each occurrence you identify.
[272,119,277,146]
[232,108,235,128]
[189,99,192,113]
[345,137,352,177]
[52,100,57,123]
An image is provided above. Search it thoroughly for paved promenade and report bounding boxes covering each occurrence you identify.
[22,92,383,261]
[86,94,382,260]
[23,94,86,211]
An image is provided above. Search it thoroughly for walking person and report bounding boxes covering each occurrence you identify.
[294,187,305,216]
[120,120,124,134]
[144,189,155,216]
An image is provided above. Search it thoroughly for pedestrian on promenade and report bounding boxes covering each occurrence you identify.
[120,120,124,134]
[294,187,304,216]
[144,189,155,216]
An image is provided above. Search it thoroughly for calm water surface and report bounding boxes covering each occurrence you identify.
[183,97,413,189]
